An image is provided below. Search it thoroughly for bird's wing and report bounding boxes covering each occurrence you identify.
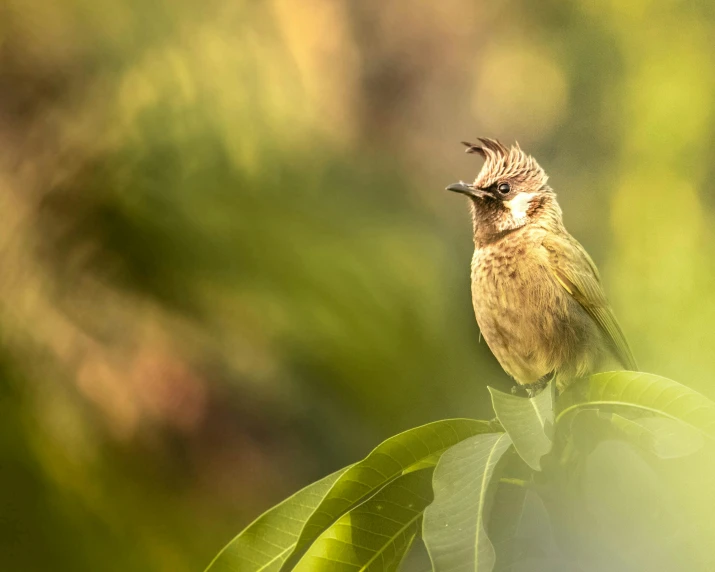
[541,233,638,371]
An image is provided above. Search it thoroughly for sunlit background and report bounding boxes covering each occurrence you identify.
[1,0,715,570]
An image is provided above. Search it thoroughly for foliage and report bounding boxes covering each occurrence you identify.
[206,372,715,571]
[5,1,715,570]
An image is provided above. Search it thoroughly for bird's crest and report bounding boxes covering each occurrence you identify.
[462,137,548,190]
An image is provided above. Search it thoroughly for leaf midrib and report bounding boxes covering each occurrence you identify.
[256,545,294,572]
[474,433,510,572]
[556,400,715,439]
[530,396,547,429]
[356,512,421,571]
[304,441,461,537]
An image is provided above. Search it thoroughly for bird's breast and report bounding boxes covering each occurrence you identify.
[471,240,547,320]
[470,236,579,383]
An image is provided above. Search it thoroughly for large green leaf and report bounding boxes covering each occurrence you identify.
[488,384,554,470]
[205,467,349,572]
[283,419,492,569]
[423,432,512,572]
[293,468,434,572]
[557,372,715,438]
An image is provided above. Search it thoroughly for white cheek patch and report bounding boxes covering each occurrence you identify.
[504,192,535,223]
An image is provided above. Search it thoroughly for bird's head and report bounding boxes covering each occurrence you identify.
[446,138,561,241]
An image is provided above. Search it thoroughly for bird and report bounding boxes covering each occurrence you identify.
[446,137,637,394]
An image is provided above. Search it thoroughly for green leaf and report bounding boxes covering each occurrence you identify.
[283,419,492,569]
[423,432,512,572]
[513,490,560,558]
[557,371,715,439]
[487,475,528,570]
[293,468,434,572]
[205,467,349,572]
[607,413,704,459]
[488,384,554,470]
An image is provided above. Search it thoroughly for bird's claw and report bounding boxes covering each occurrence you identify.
[525,377,550,398]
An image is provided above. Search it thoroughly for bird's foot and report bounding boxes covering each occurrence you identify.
[511,378,551,398]
[524,377,550,398]
[510,384,529,397]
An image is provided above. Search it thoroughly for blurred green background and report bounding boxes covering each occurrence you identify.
[1,0,714,570]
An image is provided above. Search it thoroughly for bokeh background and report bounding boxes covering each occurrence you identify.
[1,0,715,570]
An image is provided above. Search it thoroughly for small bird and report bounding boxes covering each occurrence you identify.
[447,138,637,394]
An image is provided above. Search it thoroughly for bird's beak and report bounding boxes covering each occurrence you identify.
[446,182,489,199]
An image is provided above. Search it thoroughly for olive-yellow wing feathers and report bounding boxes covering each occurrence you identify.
[541,234,638,371]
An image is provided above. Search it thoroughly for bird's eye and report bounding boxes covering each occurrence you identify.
[497,183,511,195]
